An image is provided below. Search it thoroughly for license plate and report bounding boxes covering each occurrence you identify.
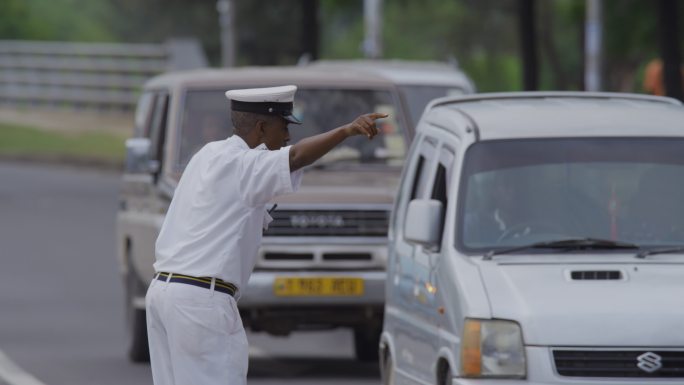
[273,277,364,296]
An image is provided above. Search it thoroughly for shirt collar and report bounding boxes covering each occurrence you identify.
[230,135,250,150]
[230,135,269,151]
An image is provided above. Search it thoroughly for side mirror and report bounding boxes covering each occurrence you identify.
[404,199,444,249]
[124,138,159,174]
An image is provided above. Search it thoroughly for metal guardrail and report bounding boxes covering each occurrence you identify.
[0,39,207,112]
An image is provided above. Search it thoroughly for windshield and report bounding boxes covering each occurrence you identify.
[175,88,405,169]
[399,85,466,127]
[458,138,684,252]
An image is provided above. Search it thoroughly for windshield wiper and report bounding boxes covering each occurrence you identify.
[636,246,684,259]
[484,237,640,260]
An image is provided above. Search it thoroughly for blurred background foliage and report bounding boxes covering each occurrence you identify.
[0,0,682,92]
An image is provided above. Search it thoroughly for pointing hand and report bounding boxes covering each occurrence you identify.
[344,112,389,139]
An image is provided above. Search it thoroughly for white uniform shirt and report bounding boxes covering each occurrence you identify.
[154,135,303,292]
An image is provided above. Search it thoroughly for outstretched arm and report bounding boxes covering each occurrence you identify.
[289,112,388,172]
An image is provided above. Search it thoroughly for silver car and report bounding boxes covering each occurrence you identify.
[382,92,684,384]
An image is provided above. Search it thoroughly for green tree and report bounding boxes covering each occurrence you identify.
[2,0,682,93]
[0,0,114,41]
[603,0,660,92]
[320,0,522,91]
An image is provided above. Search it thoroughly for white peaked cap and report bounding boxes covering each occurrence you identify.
[225,85,297,103]
[224,85,301,124]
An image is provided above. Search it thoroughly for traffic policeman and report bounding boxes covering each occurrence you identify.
[145,85,386,385]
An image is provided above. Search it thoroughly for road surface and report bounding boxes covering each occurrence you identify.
[0,162,379,385]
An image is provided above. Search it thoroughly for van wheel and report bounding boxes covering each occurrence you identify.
[125,263,149,363]
[438,364,453,385]
[381,351,395,385]
[354,327,381,362]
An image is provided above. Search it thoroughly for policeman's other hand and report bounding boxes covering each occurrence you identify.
[344,112,389,139]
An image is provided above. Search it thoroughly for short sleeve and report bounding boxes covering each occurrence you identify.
[239,145,301,207]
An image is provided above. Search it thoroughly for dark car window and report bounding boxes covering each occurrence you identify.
[133,92,155,138]
[148,93,169,181]
[458,138,684,252]
[175,88,406,169]
[410,155,426,200]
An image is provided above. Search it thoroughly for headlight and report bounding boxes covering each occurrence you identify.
[460,318,526,378]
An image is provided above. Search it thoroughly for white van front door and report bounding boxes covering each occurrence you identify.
[390,137,437,382]
[411,143,454,383]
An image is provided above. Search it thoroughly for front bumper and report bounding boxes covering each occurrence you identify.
[454,346,682,385]
[453,378,679,385]
[238,270,386,306]
[237,270,386,333]
[453,380,545,385]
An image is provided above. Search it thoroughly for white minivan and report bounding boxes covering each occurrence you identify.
[381,92,684,384]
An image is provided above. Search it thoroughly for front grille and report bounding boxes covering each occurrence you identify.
[322,253,372,261]
[263,252,313,261]
[570,270,622,280]
[554,350,684,378]
[264,210,389,237]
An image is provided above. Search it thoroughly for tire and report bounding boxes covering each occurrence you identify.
[354,327,381,362]
[125,264,150,363]
[381,351,395,385]
[440,365,453,385]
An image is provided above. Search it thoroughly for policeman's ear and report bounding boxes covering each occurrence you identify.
[255,119,267,139]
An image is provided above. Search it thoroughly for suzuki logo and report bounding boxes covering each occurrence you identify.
[636,352,663,373]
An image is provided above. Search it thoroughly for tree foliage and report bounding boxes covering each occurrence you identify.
[0,0,114,41]
[1,0,683,92]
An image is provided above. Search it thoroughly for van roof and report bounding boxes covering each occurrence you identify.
[144,66,397,90]
[426,92,684,140]
[309,59,474,89]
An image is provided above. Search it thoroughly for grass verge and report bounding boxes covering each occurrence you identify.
[0,122,125,168]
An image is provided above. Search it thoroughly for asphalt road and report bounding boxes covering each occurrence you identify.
[0,162,379,385]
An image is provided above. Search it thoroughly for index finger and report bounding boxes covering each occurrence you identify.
[366,112,389,120]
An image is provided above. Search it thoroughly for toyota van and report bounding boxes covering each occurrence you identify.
[116,63,474,362]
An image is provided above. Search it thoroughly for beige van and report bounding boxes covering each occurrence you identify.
[116,63,474,362]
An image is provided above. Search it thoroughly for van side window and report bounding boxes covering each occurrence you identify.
[410,155,426,200]
[432,163,448,208]
[392,135,435,237]
[148,92,169,181]
[133,92,155,138]
[432,163,448,230]
[432,145,455,247]
[411,138,438,199]
[391,135,426,237]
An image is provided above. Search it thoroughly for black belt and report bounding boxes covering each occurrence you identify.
[156,272,237,297]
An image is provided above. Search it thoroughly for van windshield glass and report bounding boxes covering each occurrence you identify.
[458,138,684,252]
[176,88,405,169]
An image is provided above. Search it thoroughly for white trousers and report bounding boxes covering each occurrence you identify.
[146,275,248,385]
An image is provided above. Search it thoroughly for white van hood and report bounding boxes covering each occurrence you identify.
[478,255,684,347]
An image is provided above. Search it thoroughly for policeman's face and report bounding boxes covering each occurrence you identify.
[260,117,290,150]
